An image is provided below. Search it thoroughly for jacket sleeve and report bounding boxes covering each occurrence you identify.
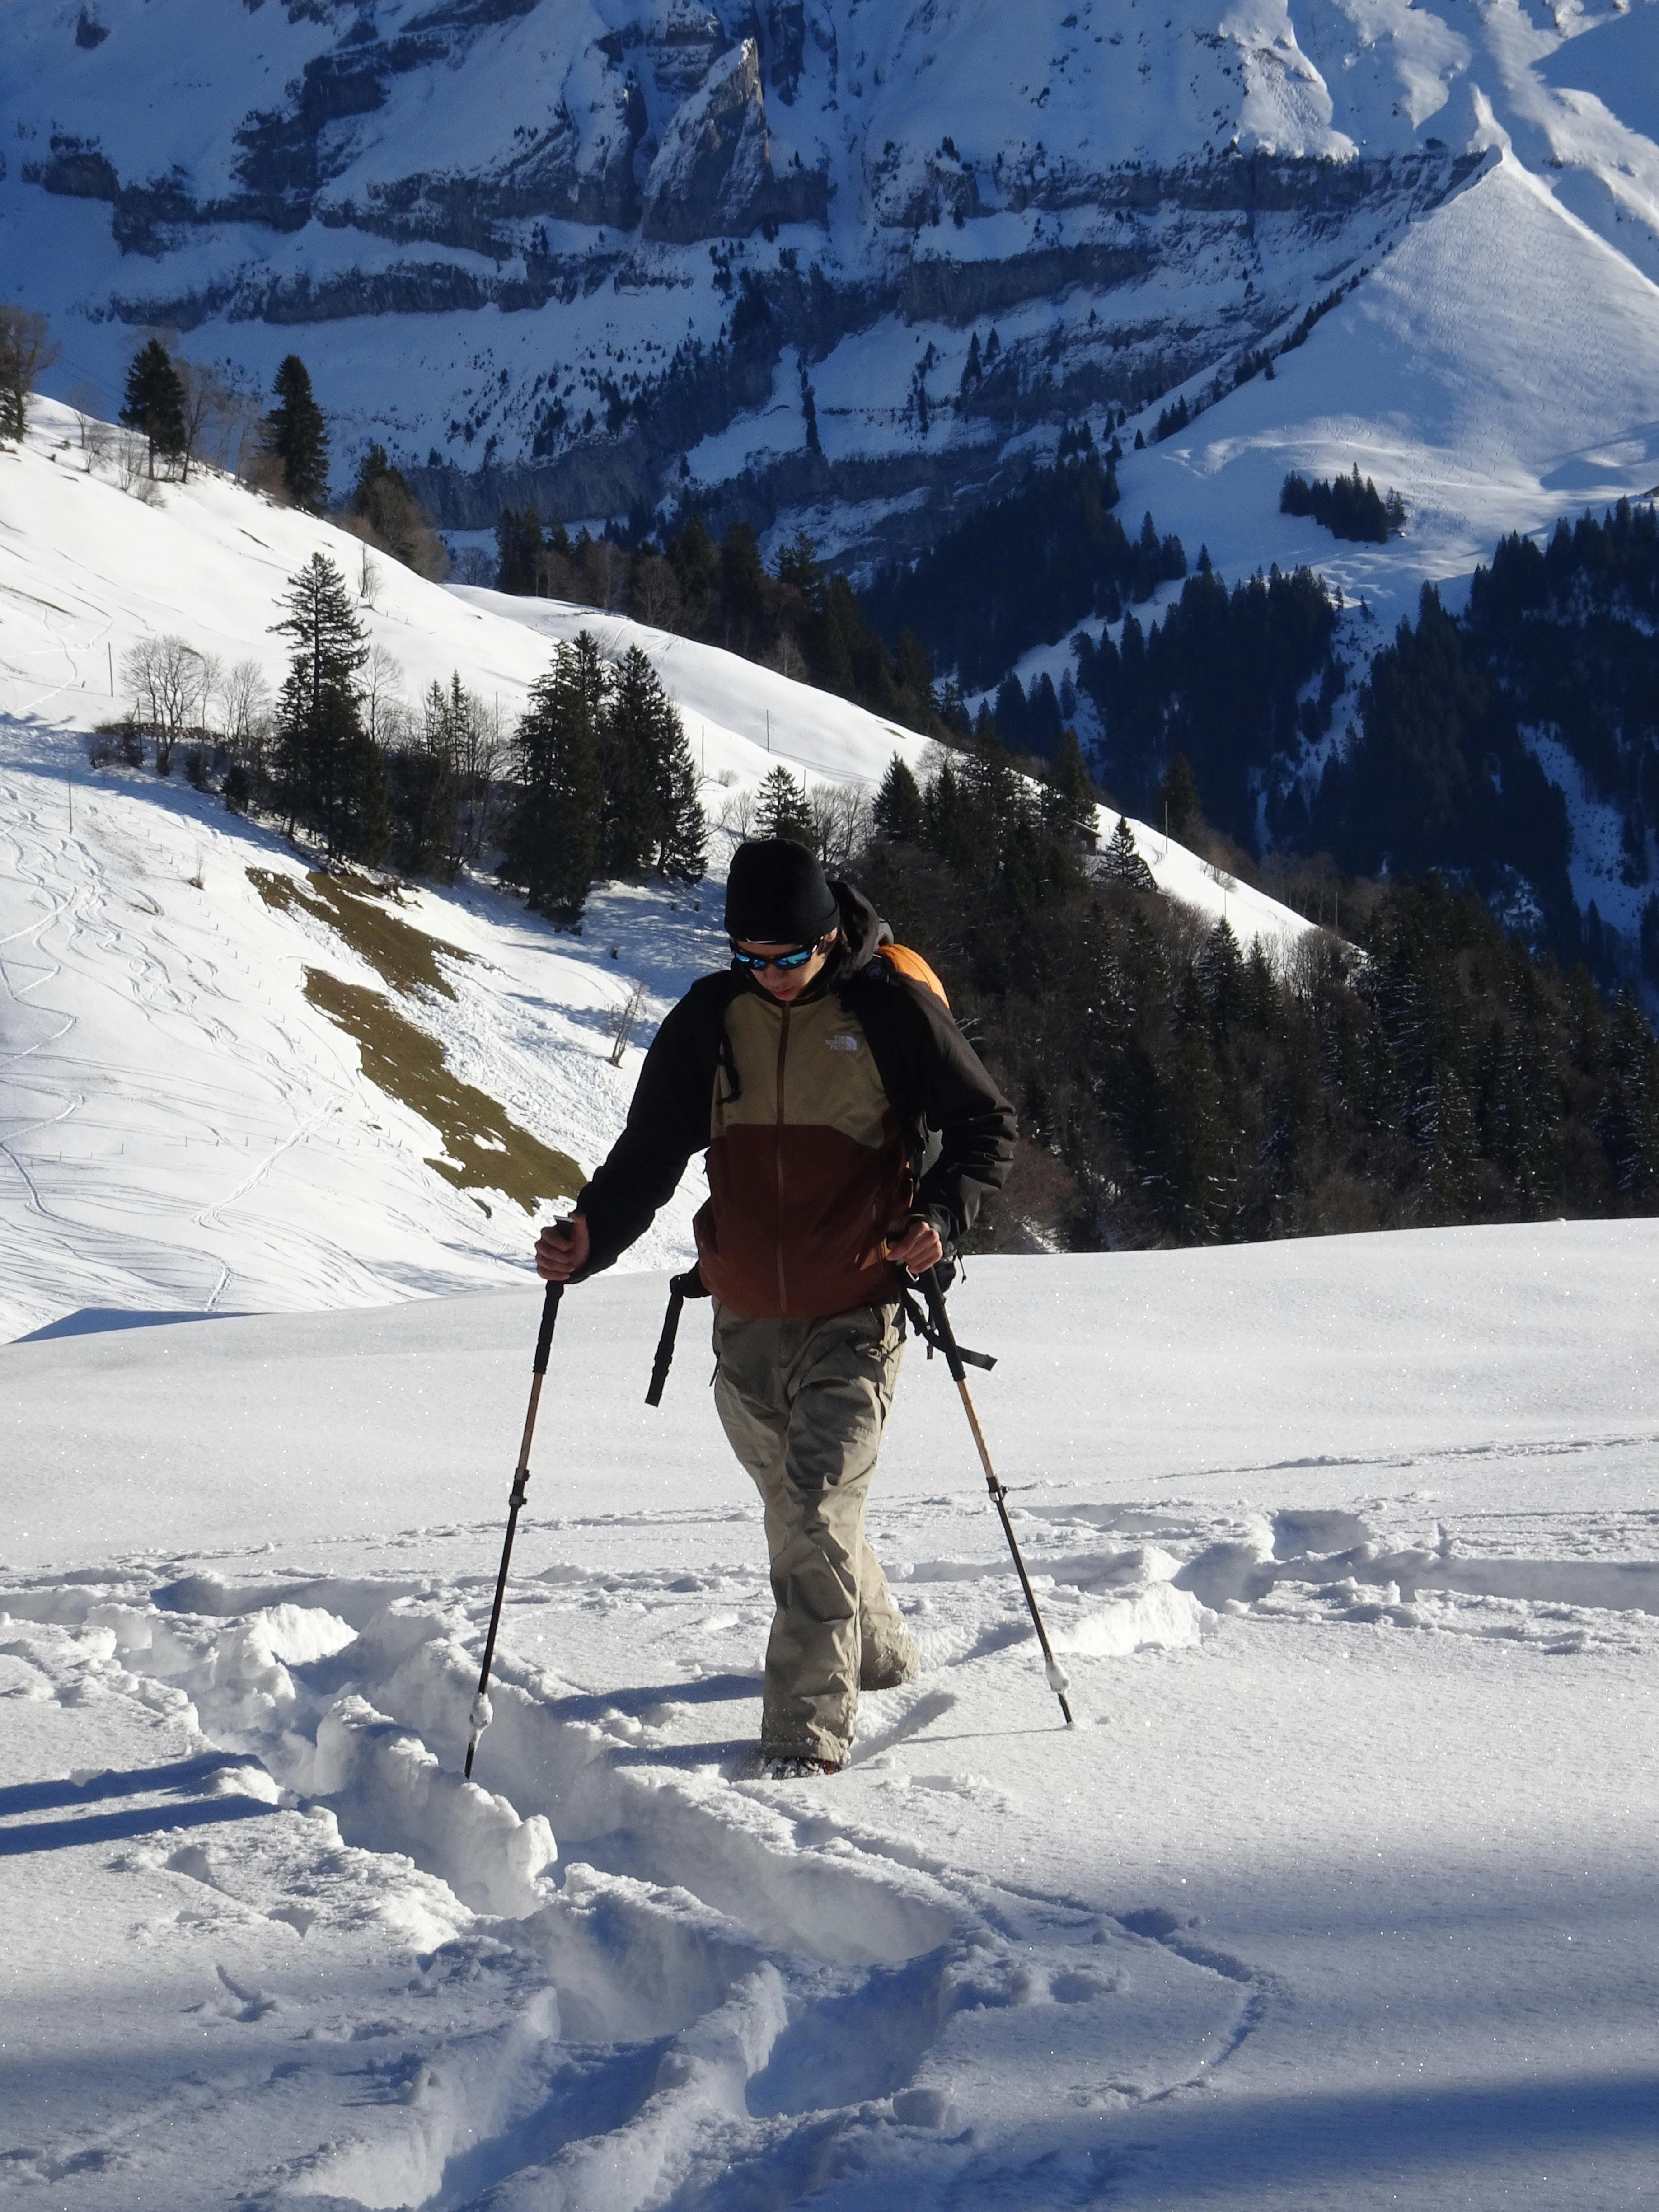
[572,984,718,1279]
[873,979,1017,1250]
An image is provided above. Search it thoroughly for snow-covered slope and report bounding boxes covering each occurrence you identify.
[0,398,1304,1339]
[5,0,1658,576]
[1115,149,1659,633]
[5,1223,1659,2206]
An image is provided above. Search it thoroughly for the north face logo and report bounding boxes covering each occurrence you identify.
[825,1034,859,1053]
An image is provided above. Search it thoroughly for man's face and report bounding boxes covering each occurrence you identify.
[733,933,835,1003]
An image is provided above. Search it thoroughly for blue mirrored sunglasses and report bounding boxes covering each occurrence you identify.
[729,941,818,972]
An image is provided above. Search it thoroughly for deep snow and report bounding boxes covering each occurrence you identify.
[5,1226,1659,2207]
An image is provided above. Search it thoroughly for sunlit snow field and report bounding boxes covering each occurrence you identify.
[5,1233,1659,2207]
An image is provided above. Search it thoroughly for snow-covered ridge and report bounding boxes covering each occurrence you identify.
[0,397,1306,1338]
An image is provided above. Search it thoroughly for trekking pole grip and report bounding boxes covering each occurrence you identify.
[533,1277,563,1375]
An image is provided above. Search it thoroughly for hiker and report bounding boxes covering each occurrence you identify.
[536,837,1016,1776]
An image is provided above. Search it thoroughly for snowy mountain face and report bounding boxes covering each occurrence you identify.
[5,0,1656,568]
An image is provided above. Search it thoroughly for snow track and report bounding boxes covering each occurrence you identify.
[7,1474,1659,2208]
[0,1553,1243,2209]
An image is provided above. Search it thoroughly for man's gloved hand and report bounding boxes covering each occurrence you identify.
[535,1214,589,1282]
[885,1215,944,1273]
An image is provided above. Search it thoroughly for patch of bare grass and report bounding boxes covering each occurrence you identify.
[302,969,580,1214]
[247,867,470,999]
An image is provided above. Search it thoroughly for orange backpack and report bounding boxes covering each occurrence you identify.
[879,942,949,1007]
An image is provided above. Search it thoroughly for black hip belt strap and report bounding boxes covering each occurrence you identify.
[644,1262,994,1404]
[899,1280,996,1371]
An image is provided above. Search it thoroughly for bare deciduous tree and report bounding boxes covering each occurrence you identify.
[607,978,648,1066]
[808,781,874,872]
[629,552,681,631]
[453,685,505,862]
[0,306,58,445]
[762,633,807,683]
[113,427,163,504]
[452,545,495,587]
[174,355,219,484]
[67,382,105,468]
[361,644,406,748]
[217,657,272,778]
[716,788,756,839]
[122,634,211,775]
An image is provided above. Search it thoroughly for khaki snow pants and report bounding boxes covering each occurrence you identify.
[711,1298,911,1764]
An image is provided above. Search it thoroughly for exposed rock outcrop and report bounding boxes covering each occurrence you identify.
[641,39,828,244]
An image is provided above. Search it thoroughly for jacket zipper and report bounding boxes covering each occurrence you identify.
[774,1004,790,1312]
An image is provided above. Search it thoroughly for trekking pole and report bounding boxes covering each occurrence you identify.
[464,1274,564,1778]
[917,1265,1075,1727]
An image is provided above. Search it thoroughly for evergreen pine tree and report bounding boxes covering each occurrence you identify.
[1196,917,1244,1036]
[346,444,445,575]
[956,725,1026,881]
[622,647,706,882]
[923,755,961,856]
[494,506,544,595]
[775,528,821,597]
[1043,727,1099,849]
[119,337,187,476]
[594,646,656,876]
[873,754,926,843]
[390,677,461,880]
[653,728,707,884]
[0,306,57,446]
[1159,751,1201,842]
[1641,894,1659,990]
[508,645,602,924]
[595,645,703,882]
[755,763,813,844]
[269,553,382,858]
[1598,992,1659,1201]
[264,355,330,513]
[1100,813,1155,890]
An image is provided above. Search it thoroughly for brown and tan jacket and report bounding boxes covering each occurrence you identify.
[575,886,1017,1319]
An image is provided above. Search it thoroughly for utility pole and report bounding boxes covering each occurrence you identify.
[765,709,771,753]
[107,642,113,695]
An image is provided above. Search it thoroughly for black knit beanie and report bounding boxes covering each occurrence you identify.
[725,838,838,943]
